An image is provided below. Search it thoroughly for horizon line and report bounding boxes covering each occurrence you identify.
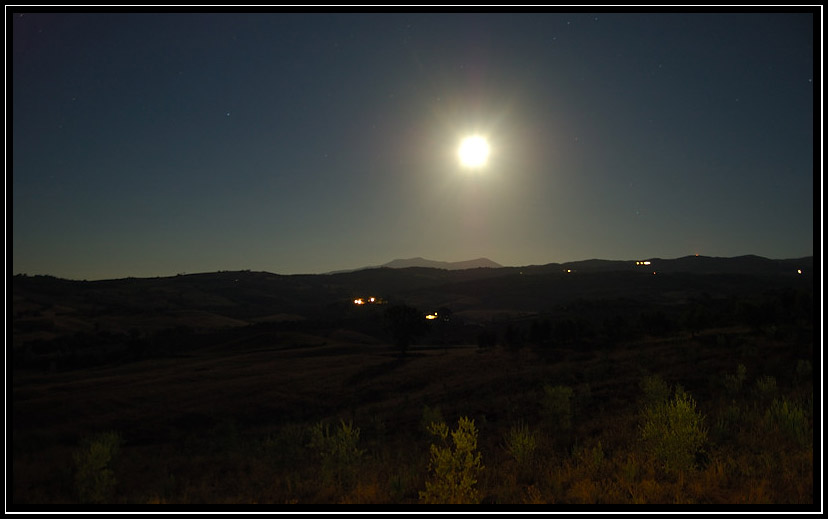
[12,253,815,283]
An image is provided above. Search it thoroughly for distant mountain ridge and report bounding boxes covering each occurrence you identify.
[382,257,503,270]
[331,254,811,276]
[17,254,812,281]
[327,257,502,274]
[550,254,812,275]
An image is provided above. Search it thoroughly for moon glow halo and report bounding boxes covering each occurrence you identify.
[458,136,490,169]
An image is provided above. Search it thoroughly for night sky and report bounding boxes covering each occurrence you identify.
[11,11,816,280]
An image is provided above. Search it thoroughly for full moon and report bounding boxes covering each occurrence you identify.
[458,136,490,168]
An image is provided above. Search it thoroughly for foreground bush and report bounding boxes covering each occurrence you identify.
[639,375,671,408]
[765,398,810,448]
[419,416,484,504]
[504,421,537,468]
[73,430,121,504]
[308,420,365,488]
[540,384,574,432]
[640,388,708,474]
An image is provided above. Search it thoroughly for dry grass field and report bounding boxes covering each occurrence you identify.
[12,328,815,506]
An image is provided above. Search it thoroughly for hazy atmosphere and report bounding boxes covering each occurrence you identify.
[11,11,816,280]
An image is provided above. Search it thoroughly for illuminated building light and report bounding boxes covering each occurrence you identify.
[354,298,365,305]
[797,269,802,274]
[369,297,376,303]
[425,313,438,320]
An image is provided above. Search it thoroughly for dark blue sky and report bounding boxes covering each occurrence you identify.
[11,11,816,280]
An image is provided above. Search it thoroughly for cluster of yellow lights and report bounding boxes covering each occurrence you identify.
[425,313,439,320]
[353,296,379,305]
[635,260,652,266]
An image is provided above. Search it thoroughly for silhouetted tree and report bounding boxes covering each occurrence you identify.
[436,306,453,322]
[683,303,712,338]
[551,318,579,345]
[435,306,454,353]
[503,323,523,354]
[477,329,497,349]
[640,310,675,337]
[385,304,428,356]
[739,300,775,335]
[602,314,634,343]
[530,318,552,345]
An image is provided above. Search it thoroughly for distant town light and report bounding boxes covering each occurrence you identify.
[353,296,386,305]
[797,269,802,274]
[425,313,438,320]
[635,260,651,266]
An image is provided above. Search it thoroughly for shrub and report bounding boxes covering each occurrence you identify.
[574,440,604,477]
[419,416,484,504]
[261,423,309,466]
[421,404,444,435]
[504,421,537,467]
[639,375,671,408]
[540,384,574,431]
[308,420,365,487]
[794,359,812,386]
[753,375,778,403]
[73,430,121,504]
[640,390,708,474]
[723,364,747,396]
[765,398,809,448]
[712,402,742,442]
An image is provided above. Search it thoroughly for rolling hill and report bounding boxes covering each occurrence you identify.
[12,254,813,347]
